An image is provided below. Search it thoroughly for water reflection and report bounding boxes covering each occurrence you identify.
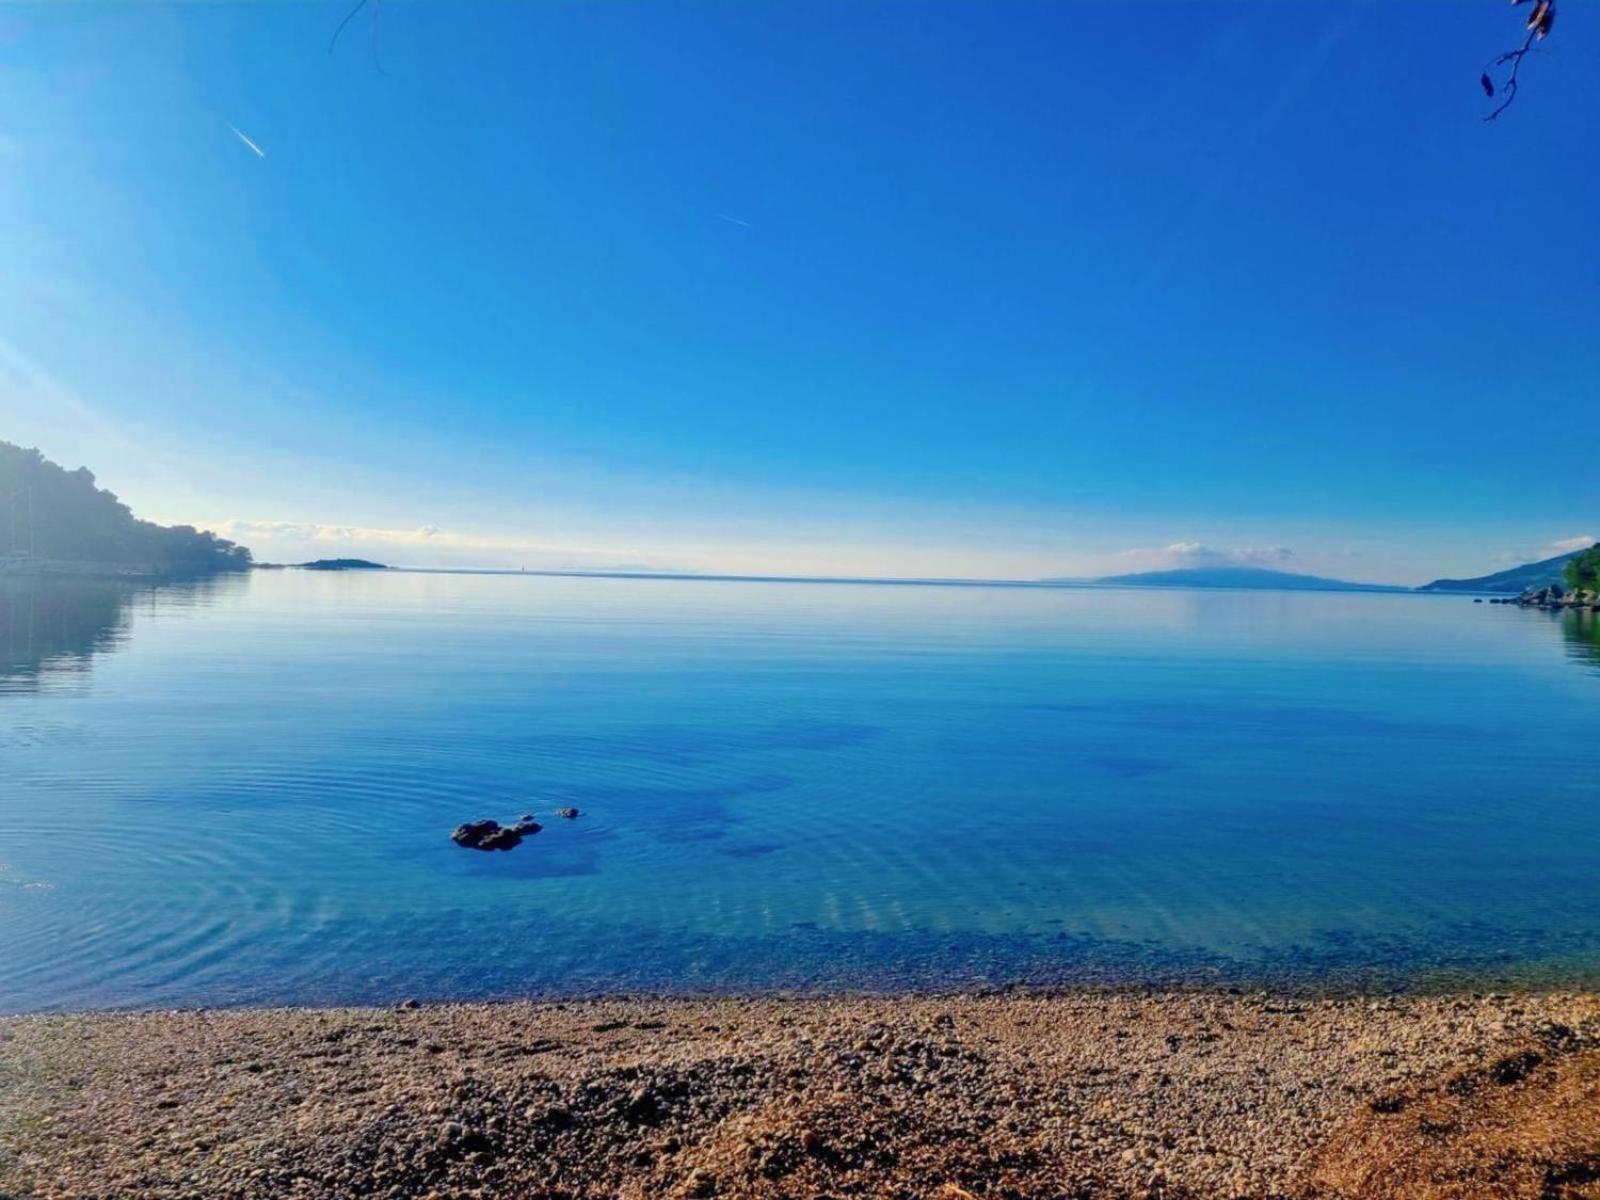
[7,572,1600,1011]
[1560,606,1600,670]
[0,575,239,690]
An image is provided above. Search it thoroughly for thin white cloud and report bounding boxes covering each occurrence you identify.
[229,125,266,158]
[1116,542,1294,569]
[717,214,752,228]
[1543,534,1596,557]
[183,518,686,573]
[215,520,447,545]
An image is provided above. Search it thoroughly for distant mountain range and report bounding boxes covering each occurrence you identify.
[1091,567,1407,592]
[1418,550,1584,594]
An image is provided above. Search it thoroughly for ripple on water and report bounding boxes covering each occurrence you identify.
[7,575,1600,1011]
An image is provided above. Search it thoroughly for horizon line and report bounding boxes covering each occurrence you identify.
[321,565,1419,594]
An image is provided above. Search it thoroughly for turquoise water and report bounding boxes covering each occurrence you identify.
[3,571,1600,1012]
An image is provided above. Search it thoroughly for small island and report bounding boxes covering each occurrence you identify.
[299,559,389,571]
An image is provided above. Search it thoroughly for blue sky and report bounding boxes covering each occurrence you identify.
[1,1,1596,582]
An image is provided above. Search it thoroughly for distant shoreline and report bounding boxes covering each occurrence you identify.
[15,560,1577,599]
[363,565,1427,594]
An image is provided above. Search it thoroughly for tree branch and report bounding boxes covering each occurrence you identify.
[329,0,370,57]
[1483,0,1556,122]
[1483,28,1538,121]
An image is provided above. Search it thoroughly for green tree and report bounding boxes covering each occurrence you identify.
[1,441,251,573]
[1563,545,1600,594]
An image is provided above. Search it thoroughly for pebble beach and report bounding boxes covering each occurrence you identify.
[4,989,1599,1199]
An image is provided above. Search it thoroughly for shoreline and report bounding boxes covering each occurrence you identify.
[14,948,1600,1018]
[5,988,1598,1199]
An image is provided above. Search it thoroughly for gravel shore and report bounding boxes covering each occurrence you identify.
[3,990,1598,1199]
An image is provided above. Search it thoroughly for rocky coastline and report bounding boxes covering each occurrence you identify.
[1483,583,1600,610]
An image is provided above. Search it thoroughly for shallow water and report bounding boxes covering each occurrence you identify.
[3,571,1599,1011]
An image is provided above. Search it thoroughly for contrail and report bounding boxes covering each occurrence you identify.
[717,214,752,228]
[229,125,266,158]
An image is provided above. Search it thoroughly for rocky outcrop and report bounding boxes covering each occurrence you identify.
[1508,584,1600,611]
[451,819,542,852]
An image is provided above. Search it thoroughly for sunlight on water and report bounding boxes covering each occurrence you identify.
[3,572,1600,1011]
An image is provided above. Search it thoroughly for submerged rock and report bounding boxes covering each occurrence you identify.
[451,820,498,848]
[554,807,582,820]
[451,820,527,851]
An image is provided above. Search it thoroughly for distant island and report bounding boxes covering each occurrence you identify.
[1091,566,1407,592]
[1,441,251,576]
[1418,548,1589,594]
[299,559,388,571]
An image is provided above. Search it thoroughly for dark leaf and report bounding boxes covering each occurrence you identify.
[1480,72,1496,96]
[1526,0,1550,31]
[1536,5,1555,37]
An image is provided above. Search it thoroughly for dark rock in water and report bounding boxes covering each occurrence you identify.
[519,813,538,824]
[452,820,500,848]
[1518,583,1574,609]
[511,820,543,837]
[554,807,581,820]
[481,826,525,850]
[451,820,525,851]
[1473,598,1483,603]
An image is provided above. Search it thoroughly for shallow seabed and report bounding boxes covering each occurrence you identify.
[4,572,1600,1011]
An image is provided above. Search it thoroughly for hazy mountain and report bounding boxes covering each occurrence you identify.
[1092,566,1405,592]
[1417,551,1582,594]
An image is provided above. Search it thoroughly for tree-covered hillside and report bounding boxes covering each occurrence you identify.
[1,442,251,573]
[1418,551,1580,594]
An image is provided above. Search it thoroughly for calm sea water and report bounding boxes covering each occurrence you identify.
[3,571,1599,1012]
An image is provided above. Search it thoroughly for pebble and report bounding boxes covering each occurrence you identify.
[2,991,1595,1200]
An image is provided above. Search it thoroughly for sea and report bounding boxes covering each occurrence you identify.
[3,569,1599,1012]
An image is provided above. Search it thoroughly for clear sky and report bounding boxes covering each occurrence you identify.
[1,1,1596,583]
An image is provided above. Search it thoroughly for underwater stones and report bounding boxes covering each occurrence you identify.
[554,807,581,820]
[451,820,529,851]
[480,826,526,850]
[451,820,501,849]
[450,816,548,851]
